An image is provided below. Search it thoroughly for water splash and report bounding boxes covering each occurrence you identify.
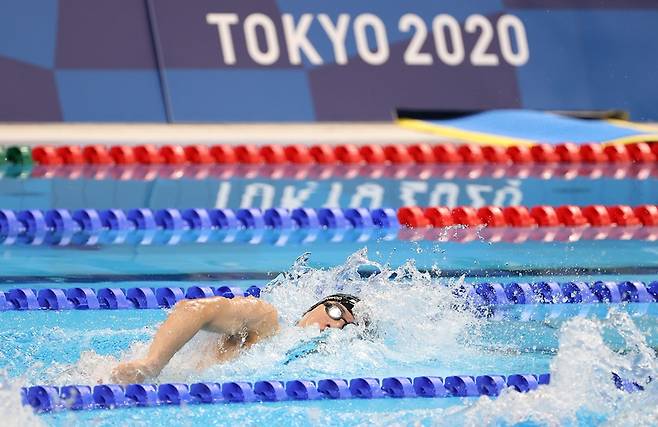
[0,372,45,427]
[460,309,657,426]
[183,248,480,382]
[32,249,480,385]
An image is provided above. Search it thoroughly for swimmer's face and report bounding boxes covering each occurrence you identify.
[297,303,355,331]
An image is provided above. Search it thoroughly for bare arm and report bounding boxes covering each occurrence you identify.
[111,297,278,383]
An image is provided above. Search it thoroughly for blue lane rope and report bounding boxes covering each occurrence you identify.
[462,280,658,305]
[0,280,655,312]
[22,373,553,412]
[0,286,261,311]
[0,208,399,247]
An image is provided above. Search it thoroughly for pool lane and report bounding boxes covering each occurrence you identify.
[0,233,656,278]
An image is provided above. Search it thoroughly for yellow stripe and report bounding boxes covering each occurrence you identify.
[397,118,534,147]
[399,118,658,147]
[606,118,658,133]
[600,119,658,145]
[602,133,658,146]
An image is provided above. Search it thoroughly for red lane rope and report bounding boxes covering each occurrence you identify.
[29,142,658,166]
[397,204,658,228]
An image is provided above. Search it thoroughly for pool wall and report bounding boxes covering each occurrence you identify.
[3,2,658,121]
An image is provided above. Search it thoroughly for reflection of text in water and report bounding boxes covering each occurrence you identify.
[214,180,523,209]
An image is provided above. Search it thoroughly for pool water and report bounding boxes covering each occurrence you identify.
[1,242,657,426]
[1,166,657,426]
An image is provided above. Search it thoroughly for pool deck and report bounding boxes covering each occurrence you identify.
[0,122,447,146]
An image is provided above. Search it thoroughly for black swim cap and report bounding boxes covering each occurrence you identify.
[303,293,361,318]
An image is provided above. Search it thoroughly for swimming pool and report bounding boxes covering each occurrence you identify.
[1,158,657,426]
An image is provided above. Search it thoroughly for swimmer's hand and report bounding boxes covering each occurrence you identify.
[111,359,159,384]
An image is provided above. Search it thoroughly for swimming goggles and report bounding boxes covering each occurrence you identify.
[324,303,353,327]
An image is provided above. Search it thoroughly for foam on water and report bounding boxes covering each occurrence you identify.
[0,373,45,427]
[457,310,658,426]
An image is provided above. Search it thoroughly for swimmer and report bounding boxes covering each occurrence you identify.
[111,293,361,383]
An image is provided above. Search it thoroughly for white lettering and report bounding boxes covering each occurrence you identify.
[207,13,530,68]
[493,179,523,205]
[432,14,465,66]
[400,181,428,206]
[280,182,318,208]
[318,14,350,65]
[323,182,343,207]
[399,14,432,65]
[349,183,384,208]
[282,14,323,65]
[244,13,280,65]
[353,14,389,65]
[497,14,529,66]
[214,181,231,208]
[429,182,459,207]
[465,184,493,207]
[206,13,239,65]
[465,14,499,66]
[240,183,275,208]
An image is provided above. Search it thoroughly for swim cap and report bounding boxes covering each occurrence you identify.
[303,293,361,319]
[304,293,378,339]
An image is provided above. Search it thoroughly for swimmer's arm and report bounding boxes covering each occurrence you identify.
[139,298,218,374]
[140,297,278,375]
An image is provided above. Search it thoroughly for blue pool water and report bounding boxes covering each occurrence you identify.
[1,168,657,426]
[1,240,657,426]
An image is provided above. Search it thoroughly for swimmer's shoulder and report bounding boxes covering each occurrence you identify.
[173,296,278,339]
[238,297,280,337]
[238,297,279,323]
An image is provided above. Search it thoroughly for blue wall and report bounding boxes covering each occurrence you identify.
[1,0,657,122]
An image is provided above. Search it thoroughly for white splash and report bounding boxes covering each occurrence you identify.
[461,310,658,426]
[37,249,480,385]
[0,372,45,427]
[178,248,479,382]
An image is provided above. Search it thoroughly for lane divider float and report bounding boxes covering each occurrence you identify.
[461,280,657,305]
[398,204,658,228]
[0,207,399,246]
[0,286,260,311]
[1,206,657,247]
[22,371,649,413]
[1,280,654,313]
[2,142,658,168]
[22,372,552,412]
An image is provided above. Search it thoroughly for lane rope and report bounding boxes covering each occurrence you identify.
[0,285,260,311]
[22,372,553,412]
[1,205,657,247]
[22,371,650,413]
[2,142,658,168]
[0,207,398,246]
[1,280,655,312]
[398,204,658,228]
